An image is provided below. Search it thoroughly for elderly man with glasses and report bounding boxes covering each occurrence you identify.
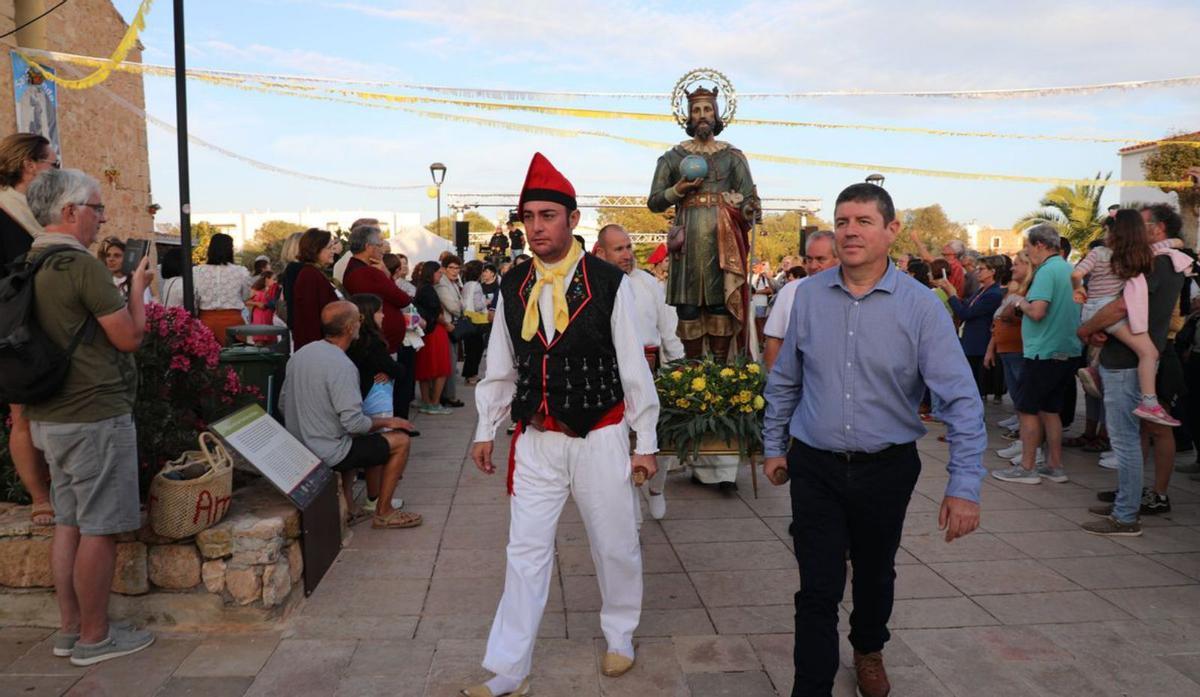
[342,223,416,420]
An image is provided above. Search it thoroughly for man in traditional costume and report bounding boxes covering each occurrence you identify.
[594,223,684,520]
[466,154,661,697]
[648,85,759,359]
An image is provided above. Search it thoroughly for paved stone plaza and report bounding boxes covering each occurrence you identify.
[4,393,1200,696]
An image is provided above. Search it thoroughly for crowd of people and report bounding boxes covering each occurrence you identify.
[6,127,1200,697]
[894,207,1199,537]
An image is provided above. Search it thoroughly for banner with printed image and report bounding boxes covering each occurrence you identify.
[11,50,60,158]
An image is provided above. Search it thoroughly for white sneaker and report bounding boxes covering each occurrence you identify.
[646,491,666,520]
[997,416,1019,430]
[1098,452,1118,470]
[1011,449,1044,467]
[363,497,404,512]
[996,442,1022,459]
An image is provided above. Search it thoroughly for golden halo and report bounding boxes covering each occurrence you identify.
[671,68,737,128]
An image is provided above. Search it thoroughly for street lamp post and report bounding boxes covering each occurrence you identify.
[429,162,447,242]
[865,173,886,188]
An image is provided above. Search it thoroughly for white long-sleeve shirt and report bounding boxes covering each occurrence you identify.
[474,260,660,454]
[628,268,684,361]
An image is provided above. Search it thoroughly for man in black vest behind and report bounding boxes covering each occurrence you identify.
[466,153,661,697]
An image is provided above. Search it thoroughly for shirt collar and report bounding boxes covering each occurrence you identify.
[827,260,899,297]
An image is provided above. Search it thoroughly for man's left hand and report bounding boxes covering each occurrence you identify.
[938,495,980,543]
[631,454,657,485]
[386,417,415,432]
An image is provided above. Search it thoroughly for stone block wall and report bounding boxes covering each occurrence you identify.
[0,479,305,628]
[0,0,154,239]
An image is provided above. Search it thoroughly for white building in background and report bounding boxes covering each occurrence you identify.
[192,209,458,266]
[192,209,421,248]
[1117,133,1198,209]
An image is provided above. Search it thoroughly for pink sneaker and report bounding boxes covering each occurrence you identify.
[1077,366,1103,398]
[1133,403,1181,427]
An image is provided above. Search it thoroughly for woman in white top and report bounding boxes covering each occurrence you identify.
[193,232,251,346]
[459,259,490,385]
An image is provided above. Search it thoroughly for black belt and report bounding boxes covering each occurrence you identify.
[798,440,915,464]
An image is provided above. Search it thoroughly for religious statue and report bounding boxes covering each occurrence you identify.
[648,70,759,360]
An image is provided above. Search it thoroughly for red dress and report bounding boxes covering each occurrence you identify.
[414,323,451,380]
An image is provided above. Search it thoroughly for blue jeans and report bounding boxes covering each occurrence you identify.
[1099,367,1142,524]
[999,353,1024,407]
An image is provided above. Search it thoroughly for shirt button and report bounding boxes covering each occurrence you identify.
[854,301,860,306]
[845,425,852,430]
[847,362,852,367]
[846,394,851,399]
[848,331,854,336]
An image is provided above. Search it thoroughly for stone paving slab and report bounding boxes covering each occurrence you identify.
[5,394,1200,695]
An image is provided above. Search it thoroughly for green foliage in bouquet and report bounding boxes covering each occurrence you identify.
[655,354,766,462]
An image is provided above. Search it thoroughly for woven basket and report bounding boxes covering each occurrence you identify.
[149,432,234,540]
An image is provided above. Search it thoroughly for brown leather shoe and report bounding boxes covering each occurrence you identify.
[853,650,890,697]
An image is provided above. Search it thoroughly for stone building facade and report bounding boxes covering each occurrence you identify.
[0,0,154,238]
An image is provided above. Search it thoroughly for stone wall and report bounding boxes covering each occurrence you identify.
[0,479,305,629]
[0,0,154,239]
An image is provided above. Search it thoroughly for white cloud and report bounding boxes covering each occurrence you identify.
[323,0,1200,92]
[190,40,405,79]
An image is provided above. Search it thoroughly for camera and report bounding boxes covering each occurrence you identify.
[507,208,520,224]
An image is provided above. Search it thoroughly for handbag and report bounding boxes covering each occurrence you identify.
[450,316,478,342]
[149,432,234,540]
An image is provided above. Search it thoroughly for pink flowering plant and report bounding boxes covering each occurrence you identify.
[135,304,260,489]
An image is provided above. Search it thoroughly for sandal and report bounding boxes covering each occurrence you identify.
[30,502,54,527]
[372,510,423,529]
[1082,438,1111,453]
[346,508,372,527]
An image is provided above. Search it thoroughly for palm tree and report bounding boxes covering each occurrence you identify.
[1015,172,1111,249]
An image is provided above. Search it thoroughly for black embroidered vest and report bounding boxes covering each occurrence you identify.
[501,254,625,436]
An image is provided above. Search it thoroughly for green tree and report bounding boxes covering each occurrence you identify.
[240,219,307,269]
[753,210,831,264]
[1142,143,1200,246]
[597,207,672,234]
[1014,172,1110,249]
[190,221,222,265]
[891,204,967,257]
[425,211,495,240]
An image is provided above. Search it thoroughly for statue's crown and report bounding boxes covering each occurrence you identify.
[685,86,719,104]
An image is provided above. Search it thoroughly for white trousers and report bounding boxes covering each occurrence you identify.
[483,422,643,679]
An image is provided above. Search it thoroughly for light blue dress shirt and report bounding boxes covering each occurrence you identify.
[762,263,988,502]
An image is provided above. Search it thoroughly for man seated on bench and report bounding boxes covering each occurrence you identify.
[281,300,422,529]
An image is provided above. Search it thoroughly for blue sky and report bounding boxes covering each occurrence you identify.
[114,0,1199,229]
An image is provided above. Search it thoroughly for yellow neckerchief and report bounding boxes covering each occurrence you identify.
[521,243,583,341]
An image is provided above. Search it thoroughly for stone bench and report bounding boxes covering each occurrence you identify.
[0,478,306,630]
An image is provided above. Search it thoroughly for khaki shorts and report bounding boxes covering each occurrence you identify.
[30,414,140,536]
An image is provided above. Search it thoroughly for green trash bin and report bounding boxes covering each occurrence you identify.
[219,344,288,418]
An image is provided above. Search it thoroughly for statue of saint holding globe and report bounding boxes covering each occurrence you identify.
[648,71,760,360]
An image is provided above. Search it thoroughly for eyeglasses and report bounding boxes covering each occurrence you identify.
[80,203,105,215]
[38,157,61,169]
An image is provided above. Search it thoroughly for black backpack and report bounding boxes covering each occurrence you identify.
[0,245,97,404]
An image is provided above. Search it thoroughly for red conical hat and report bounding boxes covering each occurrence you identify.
[518,152,576,216]
[646,243,668,265]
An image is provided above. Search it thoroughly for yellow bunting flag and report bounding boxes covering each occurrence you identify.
[17,0,154,90]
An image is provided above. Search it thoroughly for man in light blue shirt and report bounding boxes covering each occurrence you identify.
[762,183,986,697]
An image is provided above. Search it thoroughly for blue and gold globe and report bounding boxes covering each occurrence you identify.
[679,155,708,181]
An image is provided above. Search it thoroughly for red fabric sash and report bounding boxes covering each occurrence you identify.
[507,402,627,495]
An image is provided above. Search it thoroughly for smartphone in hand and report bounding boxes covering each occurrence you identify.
[122,239,150,276]
[941,269,949,281]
